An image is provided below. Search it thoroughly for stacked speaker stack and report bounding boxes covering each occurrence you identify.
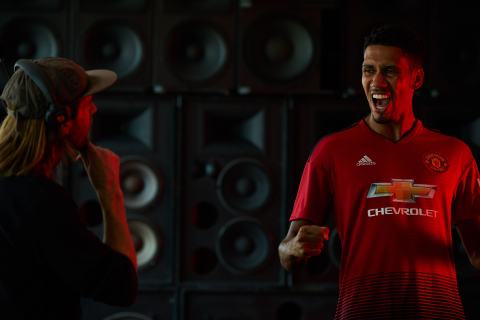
[1,0,480,319]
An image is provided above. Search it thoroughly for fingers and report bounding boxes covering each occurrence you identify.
[294,225,330,259]
[300,242,325,257]
[297,225,329,241]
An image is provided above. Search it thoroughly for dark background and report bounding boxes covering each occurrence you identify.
[1,0,480,319]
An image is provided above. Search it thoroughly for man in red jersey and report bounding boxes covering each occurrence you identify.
[279,24,480,319]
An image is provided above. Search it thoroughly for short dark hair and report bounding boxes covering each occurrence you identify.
[363,24,425,67]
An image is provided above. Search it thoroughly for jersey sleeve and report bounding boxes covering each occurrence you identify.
[453,151,480,223]
[33,185,138,306]
[289,140,333,225]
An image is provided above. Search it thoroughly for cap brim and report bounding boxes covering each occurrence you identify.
[83,69,117,97]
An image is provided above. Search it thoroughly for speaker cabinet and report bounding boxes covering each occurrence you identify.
[72,0,153,92]
[288,96,368,289]
[179,95,287,286]
[237,1,332,94]
[340,0,431,96]
[0,0,69,71]
[181,288,337,320]
[69,94,177,290]
[153,0,236,94]
[81,291,175,320]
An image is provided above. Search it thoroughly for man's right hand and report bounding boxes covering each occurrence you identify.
[278,220,330,270]
[291,225,330,259]
[79,142,137,270]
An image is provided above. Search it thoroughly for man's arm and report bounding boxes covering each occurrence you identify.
[81,142,138,270]
[456,217,480,270]
[278,219,329,271]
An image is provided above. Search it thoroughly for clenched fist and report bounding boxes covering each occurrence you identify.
[291,225,330,259]
[278,220,330,270]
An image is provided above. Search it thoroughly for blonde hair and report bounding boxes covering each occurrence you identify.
[0,70,64,176]
[0,115,48,176]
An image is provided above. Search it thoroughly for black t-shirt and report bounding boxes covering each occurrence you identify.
[0,175,138,320]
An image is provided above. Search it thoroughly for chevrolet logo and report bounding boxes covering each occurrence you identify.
[367,179,436,203]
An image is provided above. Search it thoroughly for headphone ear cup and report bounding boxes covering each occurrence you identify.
[44,103,66,127]
[13,59,62,127]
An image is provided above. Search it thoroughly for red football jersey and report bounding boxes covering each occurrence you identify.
[290,119,480,319]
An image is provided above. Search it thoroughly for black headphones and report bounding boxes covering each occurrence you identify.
[13,59,68,127]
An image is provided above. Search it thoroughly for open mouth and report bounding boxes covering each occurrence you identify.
[372,93,390,110]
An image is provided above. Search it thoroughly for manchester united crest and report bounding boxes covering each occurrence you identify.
[424,153,448,173]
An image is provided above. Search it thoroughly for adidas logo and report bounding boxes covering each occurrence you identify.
[356,155,376,166]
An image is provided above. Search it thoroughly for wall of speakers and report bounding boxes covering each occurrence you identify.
[0,0,69,71]
[178,95,287,286]
[153,0,236,94]
[2,0,480,318]
[72,0,154,92]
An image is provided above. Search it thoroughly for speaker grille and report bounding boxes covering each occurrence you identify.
[166,21,228,83]
[81,21,144,79]
[0,19,60,67]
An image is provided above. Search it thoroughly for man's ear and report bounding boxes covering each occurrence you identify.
[58,105,74,137]
[413,67,424,90]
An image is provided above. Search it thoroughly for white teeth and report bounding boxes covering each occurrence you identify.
[373,94,389,99]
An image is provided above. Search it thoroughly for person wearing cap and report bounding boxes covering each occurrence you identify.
[0,57,138,319]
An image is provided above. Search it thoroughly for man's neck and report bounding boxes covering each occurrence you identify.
[365,113,417,142]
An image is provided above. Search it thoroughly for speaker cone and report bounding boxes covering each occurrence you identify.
[128,218,160,270]
[0,19,59,66]
[120,157,162,210]
[216,217,270,274]
[82,21,143,79]
[217,158,271,214]
[166,21,227,83]
[243,16,315,83]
